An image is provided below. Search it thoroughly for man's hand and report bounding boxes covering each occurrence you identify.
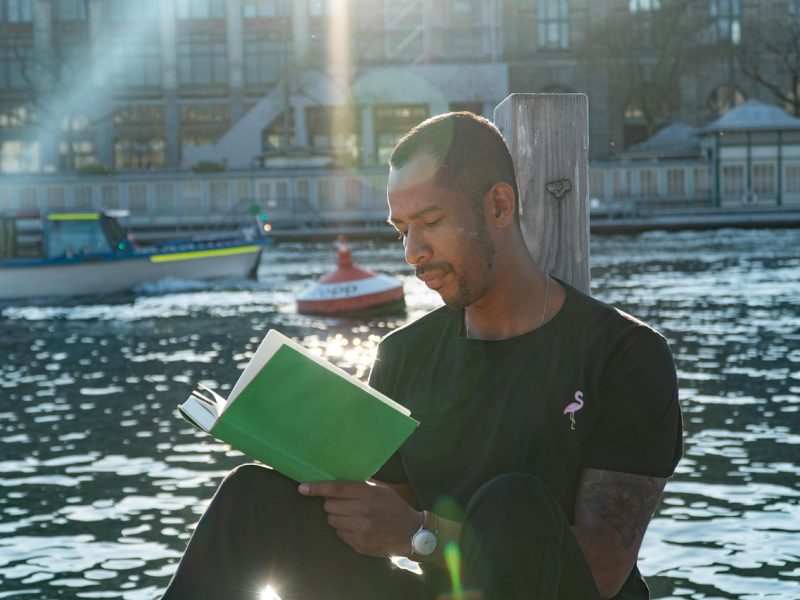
[299,480,422,557]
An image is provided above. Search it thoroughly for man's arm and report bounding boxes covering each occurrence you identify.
[572,468,667,599]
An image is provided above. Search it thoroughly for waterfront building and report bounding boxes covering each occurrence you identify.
[590,101,800,215]
[1,0,799,233]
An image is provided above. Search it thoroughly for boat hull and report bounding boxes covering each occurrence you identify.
[0,245,262,300]
[296,273,404,316]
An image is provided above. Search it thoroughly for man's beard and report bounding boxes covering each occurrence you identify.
[416,218,495,310]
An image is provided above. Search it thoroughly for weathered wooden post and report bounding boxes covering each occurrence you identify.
[494,94,591,293]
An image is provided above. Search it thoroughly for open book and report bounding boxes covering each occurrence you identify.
[178,329,418,483]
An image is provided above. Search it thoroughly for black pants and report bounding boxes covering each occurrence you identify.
[161,465,600,600]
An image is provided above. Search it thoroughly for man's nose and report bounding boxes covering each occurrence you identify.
[403,227,430,266]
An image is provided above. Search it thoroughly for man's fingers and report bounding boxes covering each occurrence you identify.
[326,513,359,532]
[298,480,366,499]
[322,497,361,516]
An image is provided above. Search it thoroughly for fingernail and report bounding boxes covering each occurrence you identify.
[298,484,309,494]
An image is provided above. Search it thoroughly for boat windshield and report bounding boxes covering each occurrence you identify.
[46,217,112,258]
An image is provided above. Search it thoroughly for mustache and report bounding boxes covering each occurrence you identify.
[416,262,453,278]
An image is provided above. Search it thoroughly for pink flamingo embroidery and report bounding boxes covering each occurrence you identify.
[564,391,585,430]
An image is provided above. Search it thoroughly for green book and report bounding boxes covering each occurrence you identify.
[177,329,419,483]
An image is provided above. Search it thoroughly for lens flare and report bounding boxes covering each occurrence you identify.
[444,540,464,599]
[260,584,282,600]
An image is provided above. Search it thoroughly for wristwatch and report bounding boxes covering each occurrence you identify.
[411,510,438,557]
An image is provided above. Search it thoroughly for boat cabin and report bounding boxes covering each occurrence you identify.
[0,212,131,262]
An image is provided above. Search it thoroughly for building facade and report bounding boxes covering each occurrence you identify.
[3,0,800,176]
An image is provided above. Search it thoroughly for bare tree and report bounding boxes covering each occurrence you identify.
[581,1,717,141]
[739,6,800,116]
[7,4,115,172]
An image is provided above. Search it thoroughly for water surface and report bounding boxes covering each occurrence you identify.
[0,228,798,599]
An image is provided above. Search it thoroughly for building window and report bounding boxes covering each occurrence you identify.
[629,0,660,11]
[113,39,161,87]
[721,164,745,197]
[613,169,632,197]
[58,113,95,171]
[538,0,569,50]
[374,105,429,165]
[180,104,229,153]
[262,109,295,151]
[54,30,89,81]
[109,0,158,21]
[309,0,334,17]
[666,168,686,197]
[242,0,287,18]
[382,3,424,63]
[317,178,337,211]
[243,32,284,86]
[590,169,605,200]
[791,0,800,23]
[114,139,164,170]
[441,0,484,59]
[640,168,658,197]
[4,0,32,22]
[708,85,745,116]
[752,163,775,195]
[0,105,34,128]
[176,0,225,20]
[306,106,361,165]
[710,0,741,44]
[785,163,800,193]
[0,41,32,89]
[178,33,227,85]
[54,0,87,21]
[114,106,164,170]
[180,105,230,125]
[59,139,95,170]
[344,178,362,210]
[0,140,39,173]
[693,167,711,196]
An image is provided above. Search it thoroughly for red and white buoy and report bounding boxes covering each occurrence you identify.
[296,236,405,316]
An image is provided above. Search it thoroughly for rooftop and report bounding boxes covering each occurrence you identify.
[700,100,800,133]
[617,123,701,160]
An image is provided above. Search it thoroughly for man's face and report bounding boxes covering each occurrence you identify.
[387,153,495,310]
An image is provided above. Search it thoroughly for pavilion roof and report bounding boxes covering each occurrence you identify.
[617,123,701,159]
[700,100,800,133]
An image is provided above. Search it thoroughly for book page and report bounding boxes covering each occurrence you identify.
[227,330,285,403]
[227,329,410,416]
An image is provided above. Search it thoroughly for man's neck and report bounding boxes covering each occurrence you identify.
[464,254,560,341]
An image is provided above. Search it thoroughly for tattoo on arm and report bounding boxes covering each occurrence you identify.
[576,469,666,549]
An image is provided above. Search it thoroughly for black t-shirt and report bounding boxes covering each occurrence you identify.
[369,281,683,596]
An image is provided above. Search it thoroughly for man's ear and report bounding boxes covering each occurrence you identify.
[484,182,517,228]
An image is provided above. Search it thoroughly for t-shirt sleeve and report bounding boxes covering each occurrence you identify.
[368,338,410,484]
[586,328,683,478]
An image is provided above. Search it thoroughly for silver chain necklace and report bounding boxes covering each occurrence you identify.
[465,273,550,339]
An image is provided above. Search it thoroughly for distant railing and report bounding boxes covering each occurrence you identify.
[1,160,798,240]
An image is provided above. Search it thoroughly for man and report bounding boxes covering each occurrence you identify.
[162,112,682,600]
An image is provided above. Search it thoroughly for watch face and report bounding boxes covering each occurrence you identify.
[412,529,438,556]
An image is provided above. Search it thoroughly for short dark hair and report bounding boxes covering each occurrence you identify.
[389,112,519,213]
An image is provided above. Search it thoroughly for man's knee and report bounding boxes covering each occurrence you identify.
[218,464,297,502]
